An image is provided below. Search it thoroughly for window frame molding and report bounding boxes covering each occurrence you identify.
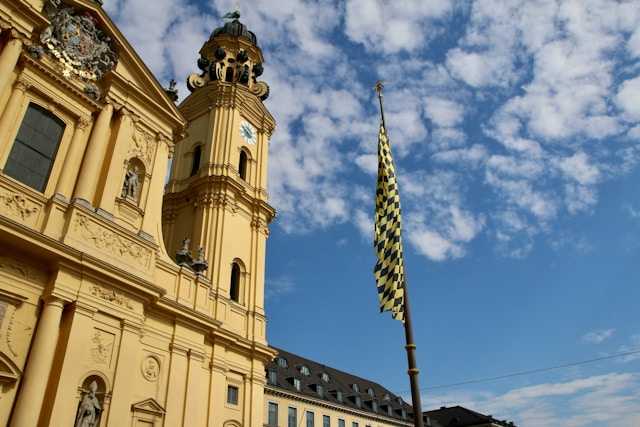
[0,73,90,197]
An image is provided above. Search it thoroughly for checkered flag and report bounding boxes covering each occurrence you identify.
[373,123,405,322]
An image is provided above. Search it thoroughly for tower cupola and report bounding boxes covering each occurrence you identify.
[186,12,269,100]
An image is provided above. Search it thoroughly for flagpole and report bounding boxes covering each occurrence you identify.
[374,81,424,427]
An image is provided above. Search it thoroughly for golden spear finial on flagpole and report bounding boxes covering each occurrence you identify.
[374,80,387,129]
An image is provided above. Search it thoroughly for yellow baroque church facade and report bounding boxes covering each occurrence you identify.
[0,1,423,427]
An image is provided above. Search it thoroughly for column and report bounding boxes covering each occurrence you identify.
[55,116,93,198]
[0,79,27,168]
[73,102,114,206]
[96,110,133,214]
[9,296,65,427]
[105,320,141,427]
[46,302,97,426]
[0,36,23,100]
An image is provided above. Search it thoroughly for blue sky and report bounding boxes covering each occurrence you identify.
[104,1,640,425]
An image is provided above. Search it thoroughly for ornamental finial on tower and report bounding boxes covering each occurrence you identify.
[185,12,269,100]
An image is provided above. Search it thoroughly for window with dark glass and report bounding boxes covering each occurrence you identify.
[323,415,330,427]
[227,385,239,405]
[239,150,248,180]
[190,145,202,176]
[5,103,65,192]
[288,407,297,427]
[268,402,278,426]
[336,391,343,403]
[268,370,277,385]
[352,422,358,427]
[338,419,345,427]
[316,384,324,398]
[306,411,314,427]
[230,262,241,302]
[354,396,361,408]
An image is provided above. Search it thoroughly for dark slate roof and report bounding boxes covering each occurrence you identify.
[266,347,413,423]
[211,19,258,46]
[423,406,517,427]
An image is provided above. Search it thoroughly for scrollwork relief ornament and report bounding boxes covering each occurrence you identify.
[129,129,155,168]
[90,329,114,365]
[90,285,133,309]
[74,214,152,269]
[0,191,39,220]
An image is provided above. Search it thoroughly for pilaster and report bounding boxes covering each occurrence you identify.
[105,319,143,427]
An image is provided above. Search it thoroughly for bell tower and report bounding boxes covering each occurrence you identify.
[162,13,275,341]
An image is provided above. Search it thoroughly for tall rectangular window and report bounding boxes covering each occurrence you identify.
[338,419,345,427]
[352,422,358,427]
[323,415,330,427]
[227,385,239,405]
[288,407,297,427]
[268,402,278,426]
[5,103,65,192]
[268,370,277,385]
[306,411,314,427]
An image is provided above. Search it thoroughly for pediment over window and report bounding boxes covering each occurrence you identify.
[131,398,165,417]
[0,352,21,384]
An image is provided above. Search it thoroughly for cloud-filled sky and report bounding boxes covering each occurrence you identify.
[103,1,640,425]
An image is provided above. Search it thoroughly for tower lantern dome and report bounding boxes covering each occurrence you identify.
[186,12,269,100]
[211,18,258,46]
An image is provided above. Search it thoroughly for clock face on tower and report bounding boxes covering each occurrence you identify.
[239,120,257,145]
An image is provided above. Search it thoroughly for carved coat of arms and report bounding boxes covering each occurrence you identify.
[37,3,118,93]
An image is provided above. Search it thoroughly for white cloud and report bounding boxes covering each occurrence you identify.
[616,76,640,122]
[424,373,640,427]
[424,97,465,128]
[582,328,616,344]
[344,0,453,53]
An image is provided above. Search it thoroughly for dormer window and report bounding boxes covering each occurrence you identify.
[401,409,407,420]
[354,396,361,408]
[352,384,359,393]
[293,378,301,391]
[267,370,277,385]
[336,390,343,403]
[300,365,310,376]
[277,357,288,368]
[316,384,324,398]
[396,397,403,405]
[372,401,378,412]
[321,372,330,383]
[383,393,390,401]
[366,388,375,397]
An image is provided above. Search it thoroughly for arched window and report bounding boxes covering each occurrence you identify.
[5,103,65,192]
[238,150,248,181]
[190,145,201,177]
[230,261,241,302]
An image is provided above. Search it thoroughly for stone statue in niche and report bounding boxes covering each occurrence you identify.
[121,164,141,201]
[75,381,101,427]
